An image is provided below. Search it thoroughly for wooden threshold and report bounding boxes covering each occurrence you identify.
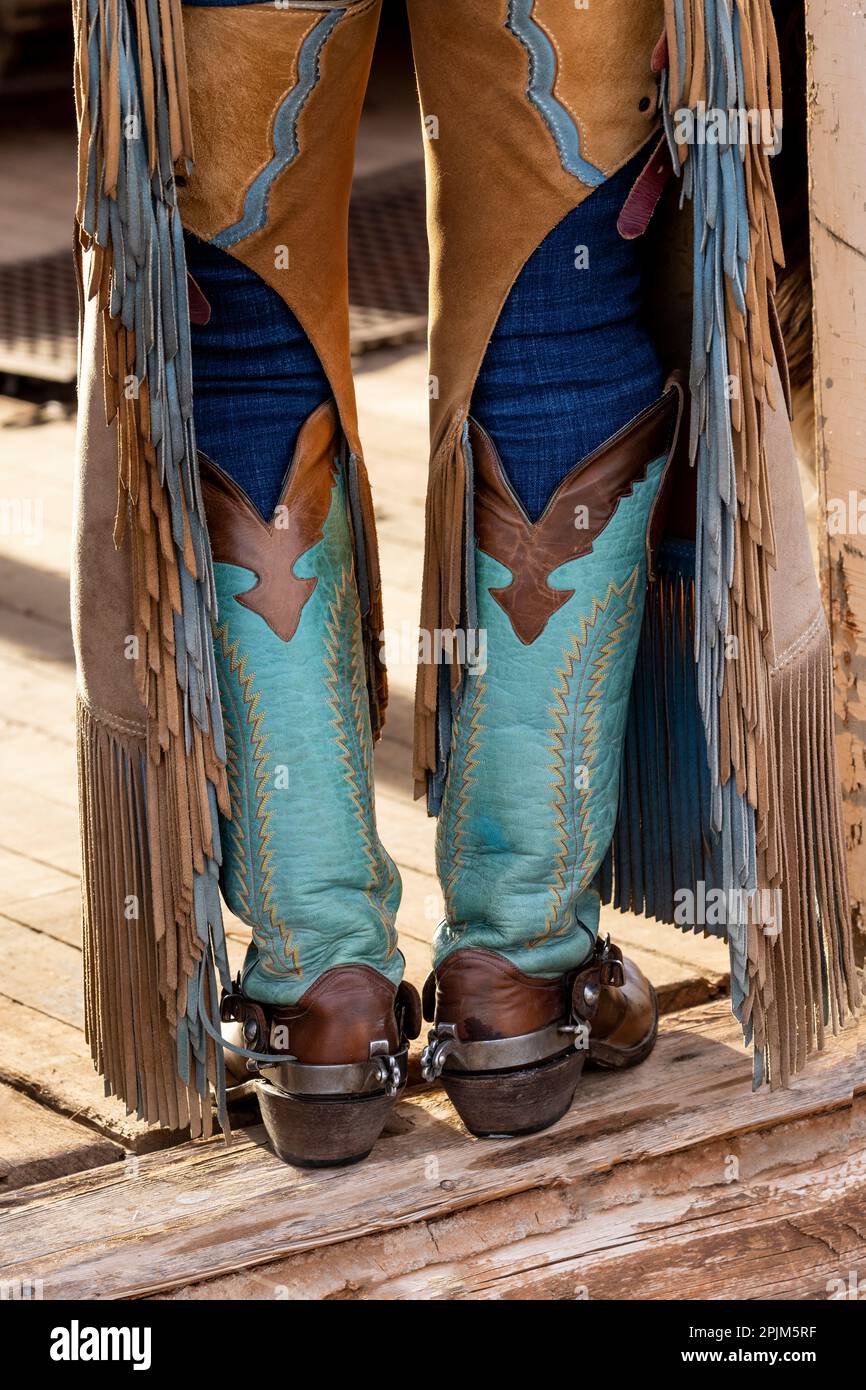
[1,1000,860,1301]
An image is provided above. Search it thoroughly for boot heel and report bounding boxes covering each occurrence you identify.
[255,1081,401,1168]
[440,1049,585,1140]
[252,1042,409,1167]
[221,974,421,1168]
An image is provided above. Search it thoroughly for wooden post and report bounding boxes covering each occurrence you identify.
[806,0,866,952]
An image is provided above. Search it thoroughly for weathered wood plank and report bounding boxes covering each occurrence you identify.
[0,605,76,672]
[0,727,78,812]
[0,847,74,908]
[457,1195,866,1302]
[807,2,866,942]
[0,1001,858,1300]
[0,886,82,948]
[0,1000,179,1152]
[160,1103,865,1300]
[0,918,83,1030]
[374,1182,866,1302]
[0,1085,122,1192]
[0,656,76,758]
[0,784,81,878]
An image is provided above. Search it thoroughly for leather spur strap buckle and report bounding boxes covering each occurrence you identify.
[572,935,626,1020]
[220,988,269,1053]
[594,934,626,987]
[420,1015,590,1083]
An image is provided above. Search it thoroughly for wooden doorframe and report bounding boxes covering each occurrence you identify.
[806,0,866,958]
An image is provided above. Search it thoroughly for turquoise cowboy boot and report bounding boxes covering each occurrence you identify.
[421,381,683,1138]
[201,401,419,1167]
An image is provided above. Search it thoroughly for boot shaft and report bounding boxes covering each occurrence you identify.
[201,402,402,1005]
[435,383,683,977]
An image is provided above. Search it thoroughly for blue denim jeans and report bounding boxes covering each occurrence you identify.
[185,234,330,519]
[471,149,663,519]
[187,154,660,522]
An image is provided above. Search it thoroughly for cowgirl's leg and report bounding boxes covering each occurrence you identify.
[73,0,419,1162]
[409,0,677,1134]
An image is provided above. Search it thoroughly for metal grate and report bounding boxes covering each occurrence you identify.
[349,160,428,353]
[0,160,429,388]
[0,252,78,384]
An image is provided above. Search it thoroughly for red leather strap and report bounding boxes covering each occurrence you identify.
[651,29,669,73]
[187,271,211,325]
[617,132,675,240]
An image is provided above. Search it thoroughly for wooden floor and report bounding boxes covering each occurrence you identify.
[2,1004,863,1301]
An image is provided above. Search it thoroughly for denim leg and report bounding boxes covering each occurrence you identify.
[470,149,663,521]
[186,234,330,520]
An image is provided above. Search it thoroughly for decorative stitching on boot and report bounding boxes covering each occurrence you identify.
[323,564,399,959]
[532,570,640,950]
[215,621,301,979]
[437,672,488,928]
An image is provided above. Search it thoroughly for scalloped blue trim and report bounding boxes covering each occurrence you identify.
[212,9,343,249]
[506,0,605,187]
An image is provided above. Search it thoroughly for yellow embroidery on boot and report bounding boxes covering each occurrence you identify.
[322,565,399,959]
[437,672,488,927]
[215,621,301,978]
[530,568,640,950]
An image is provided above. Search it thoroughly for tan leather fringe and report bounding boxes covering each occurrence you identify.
[665,0,781,850]
[758,626,862,1088]
[73,0,231,1130]
[77,698,222,1136]
[413,415,469,798]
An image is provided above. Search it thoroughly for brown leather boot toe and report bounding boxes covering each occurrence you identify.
[572,938,659,1069]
